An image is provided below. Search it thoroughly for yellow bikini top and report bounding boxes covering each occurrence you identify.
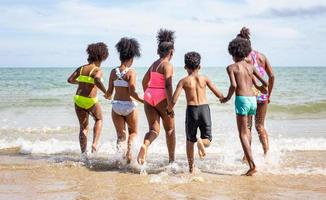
[76,66,98,84]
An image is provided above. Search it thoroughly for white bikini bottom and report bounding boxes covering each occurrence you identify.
[111,100,137,116]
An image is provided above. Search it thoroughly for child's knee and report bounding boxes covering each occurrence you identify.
[165,127,175,137]
[203,139,211,147]
[255,124,265,133]
[80,126,88,134]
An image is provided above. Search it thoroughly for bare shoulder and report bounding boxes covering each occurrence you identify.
[110,68,116,75]
[162,61,173,69]
[202,75,211,82]
[128,68,136,75]
[126,68,136,79]
[258,52,267,62]
[109,68,117,79]
[227,64,235,72]
[180,76,188,83]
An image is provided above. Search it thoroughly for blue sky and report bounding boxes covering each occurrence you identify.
[0,0,326,67]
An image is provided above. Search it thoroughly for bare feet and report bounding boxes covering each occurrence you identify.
[242,168,257,176]
[197,138,206,160]
[137,144,147,165]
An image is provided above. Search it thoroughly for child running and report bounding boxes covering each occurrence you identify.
[221,37,268,176]
[105,37,144,163]
[67,42,108,157]
[167,51,224,174]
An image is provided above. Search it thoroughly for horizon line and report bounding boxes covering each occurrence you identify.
[1,66,326,68]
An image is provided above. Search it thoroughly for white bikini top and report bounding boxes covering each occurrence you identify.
[113,67,130,87]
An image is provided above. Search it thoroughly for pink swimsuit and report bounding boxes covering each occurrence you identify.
[250,50,269,103]
[144,71,167,106]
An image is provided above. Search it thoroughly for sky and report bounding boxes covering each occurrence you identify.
[0,0,326,68]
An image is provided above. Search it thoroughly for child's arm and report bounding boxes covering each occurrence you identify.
[221,66,237,103]
[167,79,184,112]
[264,56,275,101]
[206,77,224,99]
[104,69,115,99]
[67,67,80,84]
[128,70,144,103]
[163,62,174,106]
[142,68,151,92]
[252,66,268,93]
[94,69,107,94]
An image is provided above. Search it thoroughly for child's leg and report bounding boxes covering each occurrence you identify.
[255,102,269,155]
[89,103,103,153]
[197,138,206,159]
[202,139,211,147]
[198,104,212,158]
[236,114,256,176]
[75,105,89,153]
[137,102,161,165]
[186,140,195,174]
[125,109,138,164]
[243,115,253,162]
[112,110,127,153]
[157,100,176,163]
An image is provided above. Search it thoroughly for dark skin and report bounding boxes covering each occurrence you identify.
[221,56,268,176]
[67,61,107,153]
[105,58,144,164]
[246,52,275,155]
[137,50,176,165]
[168,66,224,173]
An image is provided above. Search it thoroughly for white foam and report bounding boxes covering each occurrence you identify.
[0,137,326,175]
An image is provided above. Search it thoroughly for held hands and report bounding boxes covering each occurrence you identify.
[259,85,268,94]
[103,92,112,100]
[220,97,229,104]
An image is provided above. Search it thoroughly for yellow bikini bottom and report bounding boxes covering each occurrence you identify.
[74,95,98,110]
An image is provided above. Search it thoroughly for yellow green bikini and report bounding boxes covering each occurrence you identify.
[74,66,98,109]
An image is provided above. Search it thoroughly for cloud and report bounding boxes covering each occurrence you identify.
[264,6,326,18]
[0,0,325,67]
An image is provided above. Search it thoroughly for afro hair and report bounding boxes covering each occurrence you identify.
[228,37,252,59]
[86,42,109,63]
[184,51,201,70]
[115,37,141,62]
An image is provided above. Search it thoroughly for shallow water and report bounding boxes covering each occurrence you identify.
[1,155,326,200]
[0,67,326,177]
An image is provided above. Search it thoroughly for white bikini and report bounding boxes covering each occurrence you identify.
[111,67,137,116]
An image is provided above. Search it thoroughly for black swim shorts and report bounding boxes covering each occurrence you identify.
[185,104,212,143]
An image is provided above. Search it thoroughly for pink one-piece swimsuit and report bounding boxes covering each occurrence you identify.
[144,71,167,106]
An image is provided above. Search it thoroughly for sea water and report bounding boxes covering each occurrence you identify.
[0,67,326,175]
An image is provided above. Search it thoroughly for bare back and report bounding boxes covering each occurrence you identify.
[111,68,133,101]
[76,64,99,98]
[182,74,208,105]
[228,61,255,96]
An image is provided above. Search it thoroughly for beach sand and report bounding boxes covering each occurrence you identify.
[1,153,326,200]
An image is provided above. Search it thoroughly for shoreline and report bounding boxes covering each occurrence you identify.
[1,154,326,200]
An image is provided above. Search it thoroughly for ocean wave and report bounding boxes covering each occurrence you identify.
[1,137,326,155]
[0,137,326,175]
[269,101,326,114]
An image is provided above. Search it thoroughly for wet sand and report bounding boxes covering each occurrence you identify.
[1,155,326,200]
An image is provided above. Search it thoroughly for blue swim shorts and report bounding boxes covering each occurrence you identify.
[235,96,257,116]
